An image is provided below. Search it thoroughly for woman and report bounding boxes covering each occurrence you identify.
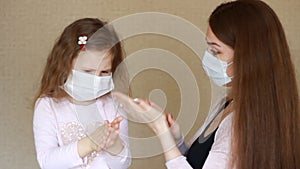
[114,0,299,169]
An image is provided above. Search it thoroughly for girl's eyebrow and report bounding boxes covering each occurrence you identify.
[81,67,97,71]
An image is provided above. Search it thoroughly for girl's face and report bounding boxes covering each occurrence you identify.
[206,26,234,78]
[73,49,113,76]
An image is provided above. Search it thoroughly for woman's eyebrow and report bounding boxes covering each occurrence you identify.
[205,37,221,47]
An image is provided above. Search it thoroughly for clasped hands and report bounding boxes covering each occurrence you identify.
[79,116,124,157]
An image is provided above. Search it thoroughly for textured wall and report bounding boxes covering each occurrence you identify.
[0,0,299,168]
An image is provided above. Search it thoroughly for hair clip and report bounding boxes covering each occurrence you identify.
[78,34,87,50]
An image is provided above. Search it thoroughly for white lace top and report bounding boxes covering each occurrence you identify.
[33,95,131,169]
[166,98,233,169]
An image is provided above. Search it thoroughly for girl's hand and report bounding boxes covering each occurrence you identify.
[88,122,110,152]
[108,116,123,130]
[78,123,110,157]
[105,116,125,155]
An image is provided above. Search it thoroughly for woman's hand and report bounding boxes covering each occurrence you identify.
[112,92,169,135]
[112,92,182,161]
[166,113,183,145]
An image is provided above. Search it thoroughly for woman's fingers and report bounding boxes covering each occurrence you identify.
[113,92,143,111]
[134,99,153,111]
[148,100,163,111]
[112,92,166,124]
[166,113,175,127]
[112,92,152,120]
[165,114,182,142]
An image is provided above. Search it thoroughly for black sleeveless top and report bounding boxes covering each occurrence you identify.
[185,100,231,169]
[186,128,217,168]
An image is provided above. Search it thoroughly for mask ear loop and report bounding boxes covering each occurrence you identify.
[225,61,234,79]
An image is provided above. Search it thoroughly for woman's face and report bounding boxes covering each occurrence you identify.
[206,26,234,79]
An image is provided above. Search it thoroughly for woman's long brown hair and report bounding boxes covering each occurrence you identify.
[209,0,299,168]
[34,18,126,104]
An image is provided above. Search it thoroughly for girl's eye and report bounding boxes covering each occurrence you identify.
[83,70,96,74]
[100,70,112,76]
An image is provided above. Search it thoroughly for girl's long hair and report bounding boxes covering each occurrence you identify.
[34,18,127,104]
[209,0,299,168]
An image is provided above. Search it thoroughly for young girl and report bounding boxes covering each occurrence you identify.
[33,18,131,169]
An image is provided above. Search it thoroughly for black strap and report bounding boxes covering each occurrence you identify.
[185,99,232,168]
[186,128,218,168]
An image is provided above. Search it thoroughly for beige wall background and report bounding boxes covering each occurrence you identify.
[0,0,299,168]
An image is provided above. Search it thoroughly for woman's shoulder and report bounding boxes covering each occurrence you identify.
[218,112,233,136]
[203,113,234,169]
[212,113,233,153]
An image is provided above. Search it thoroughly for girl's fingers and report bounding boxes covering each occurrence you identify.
[110,116,123,130]
[103,120,111,127]
[113,123,119,130]
[112,116,123,124]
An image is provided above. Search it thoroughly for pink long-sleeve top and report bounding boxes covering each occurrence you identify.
[33,95,131,169]
[166,98,233,169]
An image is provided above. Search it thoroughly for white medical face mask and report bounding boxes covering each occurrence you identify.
[202,50,233,86]
[63,69,114,101]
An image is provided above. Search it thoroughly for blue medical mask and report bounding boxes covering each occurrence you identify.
[63,69,114,101]
[202,50,233,86]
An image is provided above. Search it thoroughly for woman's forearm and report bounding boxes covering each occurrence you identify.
[155,123,182,161]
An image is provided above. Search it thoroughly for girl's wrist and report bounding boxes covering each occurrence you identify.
[78,137,96,158]
[106,136,124,156]
[88,137,100,151]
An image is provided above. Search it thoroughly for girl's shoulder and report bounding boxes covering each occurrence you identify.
[34,96,70,110]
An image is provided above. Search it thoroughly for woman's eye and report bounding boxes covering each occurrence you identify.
[209,48,220,56]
